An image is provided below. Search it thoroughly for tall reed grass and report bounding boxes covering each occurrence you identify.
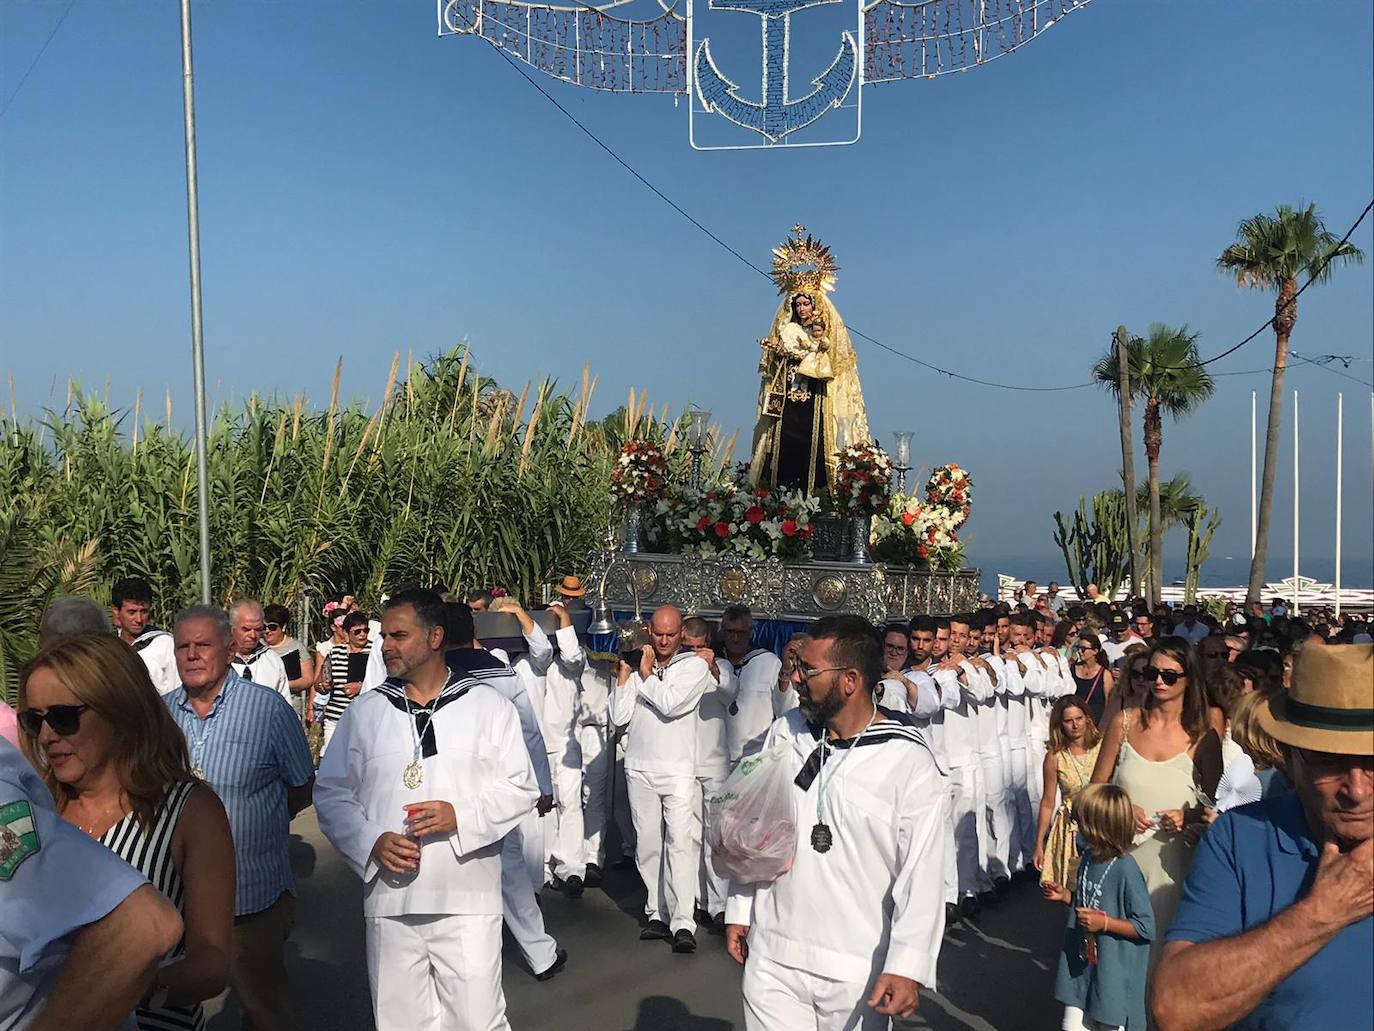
[0,346,713,700]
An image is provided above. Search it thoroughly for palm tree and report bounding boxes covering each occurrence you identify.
[1217,203,1365,605]
[1094,325,1215,607]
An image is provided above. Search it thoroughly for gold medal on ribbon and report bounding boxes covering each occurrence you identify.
[402,761,424,789]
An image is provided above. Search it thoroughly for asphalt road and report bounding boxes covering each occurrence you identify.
[204,812,1066,1031]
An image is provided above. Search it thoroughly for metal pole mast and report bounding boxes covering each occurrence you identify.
[180,0,213,604]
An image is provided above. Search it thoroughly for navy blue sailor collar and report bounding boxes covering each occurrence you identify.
[795,706,926,789]
[374,669,480,758]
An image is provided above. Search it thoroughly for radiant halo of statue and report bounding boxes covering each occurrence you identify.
[748,226,870,494]
[439,0,1098,148]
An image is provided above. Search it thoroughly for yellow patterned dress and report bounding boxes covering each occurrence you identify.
[1040,743,1101,887]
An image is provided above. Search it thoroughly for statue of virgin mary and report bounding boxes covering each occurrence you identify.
[748,228,870,494]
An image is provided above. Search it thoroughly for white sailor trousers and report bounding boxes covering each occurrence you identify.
[576,722,608,868]
[625,767,698,932]
[499,831,558,973]
[365,913,510,1031]
[692,766,730,915]
[946,762,984,899]
[742,955,890,1030]
[1005,746,1034,870]
[978,747,1014,885]
[546,740,586,879]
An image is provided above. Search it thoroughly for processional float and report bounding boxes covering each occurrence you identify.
[439,0,1096,149]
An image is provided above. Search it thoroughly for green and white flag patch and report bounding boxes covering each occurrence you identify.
[0,800,40,880]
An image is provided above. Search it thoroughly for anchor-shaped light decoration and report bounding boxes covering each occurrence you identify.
[693,0,858,145]
[440,0,1100,150]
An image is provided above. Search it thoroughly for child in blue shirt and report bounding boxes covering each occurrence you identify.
[1043,783,1155,1031]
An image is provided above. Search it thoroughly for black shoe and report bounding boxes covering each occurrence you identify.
[693,906,713,926]
[534,948,568,982]
[959,895,981,920]
[564,874,584,899]
[945,902,962,928]
[980,889,1004,909]
[994,876,1012,896]
[710,912,726,936]
[639,919,672,941]
[584,863,603,888]
[671,929,697,954]
[611,854,636,870]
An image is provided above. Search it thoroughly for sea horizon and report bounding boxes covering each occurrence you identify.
[971,552,1374,597]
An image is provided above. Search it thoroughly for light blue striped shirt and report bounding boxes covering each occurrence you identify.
[164,669,314,916]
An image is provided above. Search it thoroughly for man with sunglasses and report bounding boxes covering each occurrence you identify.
[725,615,947,1029]
[228,599,291,702]
[110,576,178,696]
[1154,644,1373,1030]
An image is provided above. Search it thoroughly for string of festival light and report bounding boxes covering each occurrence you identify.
[470,19,1373,395]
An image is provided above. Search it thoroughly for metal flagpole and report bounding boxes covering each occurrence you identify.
[1250,390,1257,561]
[1334,393,1343,618]
[180,0,213,604]
[1291,390,1299,615]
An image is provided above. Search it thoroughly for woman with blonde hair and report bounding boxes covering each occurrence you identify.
[1033,696,1103,886]
[18,633,235,1031]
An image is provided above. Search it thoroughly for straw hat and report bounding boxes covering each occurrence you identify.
[1258,644,1373,756]
[555,575,587,598]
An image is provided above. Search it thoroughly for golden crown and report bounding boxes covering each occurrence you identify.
[771,225,839,296]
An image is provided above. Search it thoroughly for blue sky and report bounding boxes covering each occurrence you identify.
[3,0,1372,584]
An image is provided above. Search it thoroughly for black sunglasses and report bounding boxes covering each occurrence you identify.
[264,622,282,632]
[1142,666,1184,686]
[19,704,90,737]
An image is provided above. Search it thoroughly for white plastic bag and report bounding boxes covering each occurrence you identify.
[706,745,798,884]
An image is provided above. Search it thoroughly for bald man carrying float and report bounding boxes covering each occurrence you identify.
[611,605,714,953]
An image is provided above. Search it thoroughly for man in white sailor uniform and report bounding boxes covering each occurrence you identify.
[1026,613,1072,830]
[441,602,566,982]
[228,599,291,701]
[719,604,784,767]
[574,652,615,885]
[315,590,539,1031]
[486,599,555,894]
[924,617,984,915]
[110,576,178,695]
[540,601,589,896]
[725,615,947,1030]
[1000,613,1042,873]
[611,605,714,953]
[949,612,1011,899]
[682,616,739,931]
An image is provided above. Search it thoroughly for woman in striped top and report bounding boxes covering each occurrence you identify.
[321,611,371,753]
[17,634,235,1031]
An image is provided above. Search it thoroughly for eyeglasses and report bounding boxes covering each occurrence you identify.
[1142,666,1184,686]
[18,705,90,737]
[1077,644,1096,651]
[264,622,282,632]
[348,628,369,636]
[796,665,850,681]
